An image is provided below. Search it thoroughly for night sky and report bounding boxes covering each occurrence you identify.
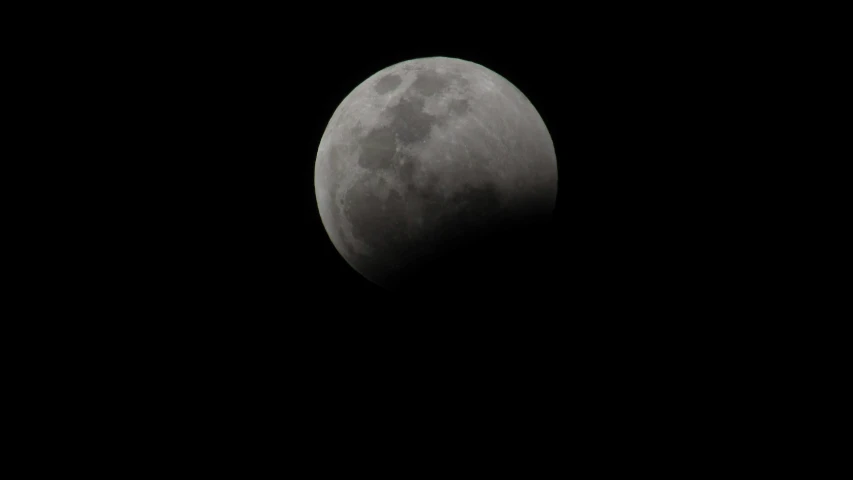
[75,5,758,393]
[43,5,767,463]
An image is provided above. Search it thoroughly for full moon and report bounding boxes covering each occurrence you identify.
[315,57,558,290]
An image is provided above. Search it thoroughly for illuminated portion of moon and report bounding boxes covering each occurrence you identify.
[314,57,557,289]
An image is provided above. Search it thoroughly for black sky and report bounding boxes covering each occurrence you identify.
[91,6,753,371]
[25,6,785,462]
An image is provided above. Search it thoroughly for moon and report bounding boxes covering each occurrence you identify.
[314,57,557,290]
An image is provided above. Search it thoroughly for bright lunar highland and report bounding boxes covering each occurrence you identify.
[314,57,558,289]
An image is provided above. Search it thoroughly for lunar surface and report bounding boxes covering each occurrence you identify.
[314,57,557,290]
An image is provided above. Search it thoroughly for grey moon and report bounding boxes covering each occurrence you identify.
[314,57,558,289]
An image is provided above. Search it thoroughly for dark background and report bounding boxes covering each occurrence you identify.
[3,3,816,469]
[86,8,753,355]
[24,5,790,465]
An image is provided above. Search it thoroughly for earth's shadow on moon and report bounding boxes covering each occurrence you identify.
[372,213,556,299]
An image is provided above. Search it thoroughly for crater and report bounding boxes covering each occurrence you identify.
[374,74,402,94]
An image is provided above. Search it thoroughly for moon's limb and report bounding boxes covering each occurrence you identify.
[315,57,557,288]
